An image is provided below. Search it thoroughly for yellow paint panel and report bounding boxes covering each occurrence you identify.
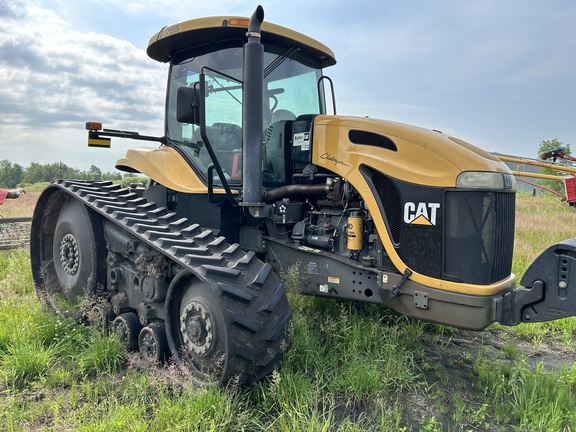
[115,146,232,194]
[312,116,509,187]
[147,16,336,67]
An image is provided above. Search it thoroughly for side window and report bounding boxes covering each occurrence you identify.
[205,75,243,127]
[263,70,322,186]
[267,71,321,118]
[179,72,243,147]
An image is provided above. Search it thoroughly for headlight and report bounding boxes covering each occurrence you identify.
[456,172,516,190]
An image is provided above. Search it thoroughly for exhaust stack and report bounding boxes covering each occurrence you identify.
[241,5,265,208]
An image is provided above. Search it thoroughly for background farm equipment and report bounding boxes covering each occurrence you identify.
[0,216,31,250]
[496,150,576,205]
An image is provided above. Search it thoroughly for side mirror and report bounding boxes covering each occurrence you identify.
[176,86,201,125]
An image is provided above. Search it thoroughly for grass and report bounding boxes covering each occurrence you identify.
[503,193,576,349]
[474,357,576,429]
[1,192,576,430]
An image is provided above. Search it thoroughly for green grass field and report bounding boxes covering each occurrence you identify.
[1,193,576,431]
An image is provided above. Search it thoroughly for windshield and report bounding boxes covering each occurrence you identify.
[166,46,325,184]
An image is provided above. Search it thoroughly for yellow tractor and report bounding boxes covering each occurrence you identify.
[30,6,576,386]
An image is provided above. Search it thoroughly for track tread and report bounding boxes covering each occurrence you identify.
[218,283,255,304]
[232,251,256,270]
[202,265,242,280]
[248,263,272,288]
[258,282,287,315]
[229,313,262,334]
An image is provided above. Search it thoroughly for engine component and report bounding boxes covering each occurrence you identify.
[347,211,363,251]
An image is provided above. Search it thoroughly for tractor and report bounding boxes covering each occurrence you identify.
[30,6,576,386]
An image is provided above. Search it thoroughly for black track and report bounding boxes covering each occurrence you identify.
[31,179,292,385]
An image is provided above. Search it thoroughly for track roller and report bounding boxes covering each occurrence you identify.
[87,303,114,334]
[111,312,141,351]
[138,322,169,364]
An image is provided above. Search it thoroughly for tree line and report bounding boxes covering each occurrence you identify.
[0,160,145,188]
[537,139,572,194]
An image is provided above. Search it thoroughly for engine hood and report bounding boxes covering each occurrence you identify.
[311,115,510,188]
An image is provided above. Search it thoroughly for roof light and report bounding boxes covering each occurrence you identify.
[85,122,102,131]
[226,18,250,27]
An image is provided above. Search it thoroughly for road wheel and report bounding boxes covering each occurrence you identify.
[139,322,168,364]
[87,302,113,334]
[111,312,141,351]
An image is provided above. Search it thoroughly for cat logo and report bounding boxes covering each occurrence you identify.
[404,202,440,226]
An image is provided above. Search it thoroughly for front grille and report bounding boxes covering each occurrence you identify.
[371,171,402,245]
[444,190,515,284]
[362,166,515,286]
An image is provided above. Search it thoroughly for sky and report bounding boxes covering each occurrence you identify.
[1,0,575,172]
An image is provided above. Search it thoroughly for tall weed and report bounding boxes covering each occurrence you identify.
[474,357,576,430]
[0,339,57,388]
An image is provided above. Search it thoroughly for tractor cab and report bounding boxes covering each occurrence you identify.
[151,16,336,189]
[167,45,320,185]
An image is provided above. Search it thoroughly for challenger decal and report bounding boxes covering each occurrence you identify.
[320,152,351,167]
[404,202,440,226]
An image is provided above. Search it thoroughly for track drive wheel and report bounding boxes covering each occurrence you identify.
[166,270,291,387]
[111,312,141,351]
[139,322,168,364]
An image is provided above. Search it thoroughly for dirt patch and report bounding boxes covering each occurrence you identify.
[427,328,576,373]
[401,327,576,430]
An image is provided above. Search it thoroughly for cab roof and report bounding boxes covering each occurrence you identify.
[147,16,337,69]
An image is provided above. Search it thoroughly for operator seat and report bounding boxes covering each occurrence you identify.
[192,123,242,175]
[263,109,296,185]
[271,109,296,122]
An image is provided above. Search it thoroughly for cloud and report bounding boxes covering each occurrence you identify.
[96,0,247,19]
[0,2,165,127]
[0,1,166,169]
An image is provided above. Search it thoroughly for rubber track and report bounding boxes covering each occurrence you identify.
[50,180,259,281]
[48,179,291,382]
